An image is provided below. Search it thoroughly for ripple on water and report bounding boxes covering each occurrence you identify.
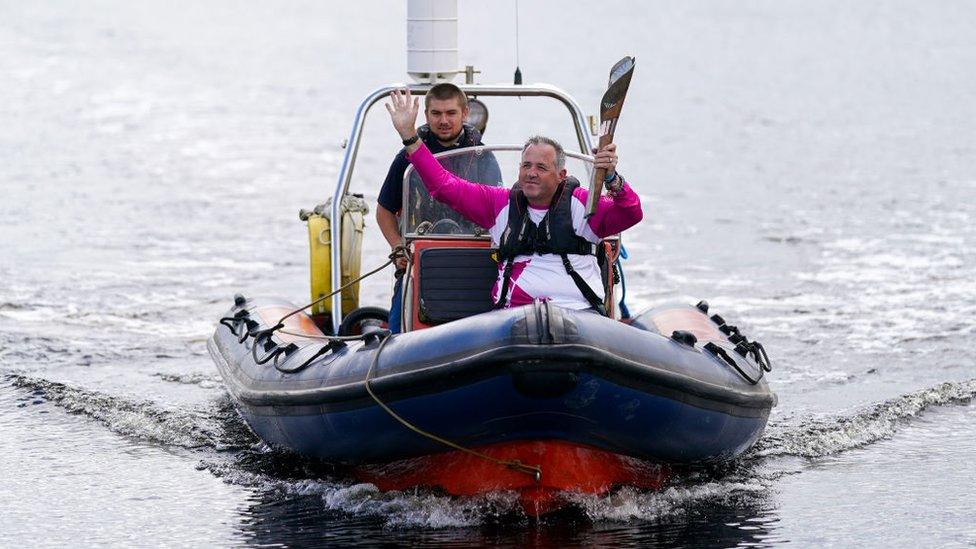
[0,382,248,546]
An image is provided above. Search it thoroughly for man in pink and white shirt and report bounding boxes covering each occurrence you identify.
[387,88,643,312]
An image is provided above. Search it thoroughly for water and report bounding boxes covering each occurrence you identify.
[2,1,975,546]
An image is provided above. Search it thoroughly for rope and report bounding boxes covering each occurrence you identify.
[274,246,410,328]
[232,244,541,481]
[364,333,542,483]
[276,330,375,341]
[221,247,408,371]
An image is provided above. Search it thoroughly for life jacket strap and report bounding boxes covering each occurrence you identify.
[493,258,517,310]
[559,253,608,316]
[493,214,533,309]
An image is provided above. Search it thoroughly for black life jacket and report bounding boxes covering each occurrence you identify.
[416,123,483,149]
[497,177,593,260]
[494,177,607,315]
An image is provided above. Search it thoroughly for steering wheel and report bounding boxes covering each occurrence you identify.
[430,218,464,234]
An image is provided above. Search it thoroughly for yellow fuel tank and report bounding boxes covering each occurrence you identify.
[301,194,369,317]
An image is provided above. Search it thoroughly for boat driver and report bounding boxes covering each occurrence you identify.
[376,83,500,333]
[385,88,642,312]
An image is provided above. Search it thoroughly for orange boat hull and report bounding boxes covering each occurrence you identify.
[355,440,670,516]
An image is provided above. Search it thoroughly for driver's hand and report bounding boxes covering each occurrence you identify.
[391,244,409,270]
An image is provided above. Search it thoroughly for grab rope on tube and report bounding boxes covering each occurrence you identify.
[218,246,411,373]
[274,245,411,329]
[220,246,410,343]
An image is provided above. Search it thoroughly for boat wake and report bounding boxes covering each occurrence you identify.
[566,481,768,522]
[751,377,976,459]
[197,449,770,527]
[5,374,255,451]
[202,455,523,528]
[7,373,974,527]
[153,371,225,388]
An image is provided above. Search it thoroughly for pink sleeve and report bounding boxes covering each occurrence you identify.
[573,181,644,238]
[406,144,509,228]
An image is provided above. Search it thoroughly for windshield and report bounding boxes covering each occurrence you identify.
[401,145,594,238]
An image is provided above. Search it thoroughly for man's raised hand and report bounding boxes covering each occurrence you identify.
[385,88,420,141]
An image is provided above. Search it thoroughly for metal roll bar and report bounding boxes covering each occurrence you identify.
[329,83,594,333]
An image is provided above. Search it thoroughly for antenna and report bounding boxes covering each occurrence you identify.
[513,0,522,84]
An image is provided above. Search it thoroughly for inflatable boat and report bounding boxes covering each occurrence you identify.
[208,76,775,515]
[209,294,773,515]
